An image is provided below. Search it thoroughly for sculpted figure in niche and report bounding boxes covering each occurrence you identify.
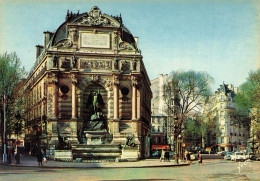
[133,58,137,71]
[85,90,106,131]
[114,58,118,70]
[72,55,77,68]
[53,56,58,68]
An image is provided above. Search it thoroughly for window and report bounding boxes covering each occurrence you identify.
[221,95,224,101]
[220,103,224,109]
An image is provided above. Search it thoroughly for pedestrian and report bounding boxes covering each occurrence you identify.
[198,151,203,164]
[187,152,191,163]
[175,152,179,164]
[7,147,12,164]
[36,149,43,167]
[42,149,47,163]
[160,149,165,162]
[165,149,170,162]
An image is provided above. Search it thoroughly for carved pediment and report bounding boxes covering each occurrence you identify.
[55,39,73,48]
[119,42,135,51]
[74,6,120,27]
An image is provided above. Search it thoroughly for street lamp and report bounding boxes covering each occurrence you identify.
[3,95,7,163]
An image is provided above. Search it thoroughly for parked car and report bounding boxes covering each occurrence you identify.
[230,152,247,161]
[217,151,227,156]
[249,154,258,160]
[224,152,234,160]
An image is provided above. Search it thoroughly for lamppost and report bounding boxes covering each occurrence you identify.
[3,95,7,163]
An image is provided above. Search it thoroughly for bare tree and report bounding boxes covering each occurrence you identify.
[163,70,214,152]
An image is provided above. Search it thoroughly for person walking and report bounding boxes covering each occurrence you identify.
[175,152,179,164]
[165,149,170,162]
[198,151,203,164]
[36,149,43,167]
[160,149,165,162]
[187,152,191,163]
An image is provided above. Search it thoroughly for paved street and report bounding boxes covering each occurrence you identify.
[0,159,259,181]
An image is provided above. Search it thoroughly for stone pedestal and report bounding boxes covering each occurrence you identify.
[84,131,108,145]
[120,146,140,161]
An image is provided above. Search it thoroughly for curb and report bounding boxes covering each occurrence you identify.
[0,162,190,169]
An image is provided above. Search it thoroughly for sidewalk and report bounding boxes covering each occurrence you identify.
[0,155,190,168]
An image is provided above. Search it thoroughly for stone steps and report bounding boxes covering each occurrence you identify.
[71,144,122,162]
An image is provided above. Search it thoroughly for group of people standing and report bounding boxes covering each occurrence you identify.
[160,148,170,162]
[159,149,203,164]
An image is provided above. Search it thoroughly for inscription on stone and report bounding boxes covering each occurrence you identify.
[80,60,112,70]
[81,33,110,48]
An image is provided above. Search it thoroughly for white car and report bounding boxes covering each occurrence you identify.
[230,152,247,161]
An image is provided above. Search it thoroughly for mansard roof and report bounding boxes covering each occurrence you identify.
[50,6,137,49]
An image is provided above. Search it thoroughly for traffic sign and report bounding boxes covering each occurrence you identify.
[16,140,21,146]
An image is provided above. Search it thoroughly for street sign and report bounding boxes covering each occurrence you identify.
[16,140,21,146]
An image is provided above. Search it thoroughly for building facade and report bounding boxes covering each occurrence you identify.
[212,83,249,152]
[23,6,152,159]
[151,74,174,149]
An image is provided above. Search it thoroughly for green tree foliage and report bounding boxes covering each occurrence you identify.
[163,70,214,140]
[235,69,260,114]
[0,52,27,137]
[234,69,260,148]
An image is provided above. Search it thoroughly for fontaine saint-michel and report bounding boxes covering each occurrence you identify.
[23,6,152,161]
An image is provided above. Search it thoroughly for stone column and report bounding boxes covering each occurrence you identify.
[113,84,119,119]
[131,76,138,120]
[113,75,119,120]
[71,83,77,119]
[132,84,137,120]
[71,72,78,120]
[52,82,58,120]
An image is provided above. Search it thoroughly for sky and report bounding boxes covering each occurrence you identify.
[0,0,259,91]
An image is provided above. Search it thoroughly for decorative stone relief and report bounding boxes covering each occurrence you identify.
[121,60,130,72]
[72,55,77,69]
[91,75,99,82]
[71,73,78,85]
[114,58,119,70]
[69,29,78,42]
[48,72,58,84]
[60,58,71,69]
[80,59,112,70]
[131,76,138,86]
[119,42,134,51]
[78,7,116,27]
[113,75,120,85]
[78,76,113,92]
[52,56,58,68]
[56,39,73,48]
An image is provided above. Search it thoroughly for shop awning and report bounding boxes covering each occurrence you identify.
[152,145,169,150]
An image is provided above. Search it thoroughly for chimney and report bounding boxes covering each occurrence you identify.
[36,45,44,59]
[134,37,138,48]
[43,31,53,47]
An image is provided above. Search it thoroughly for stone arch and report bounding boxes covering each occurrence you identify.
[77,75,113,120]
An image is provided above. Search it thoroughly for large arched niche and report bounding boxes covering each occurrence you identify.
[81,83,108,120]
[76,76,113,121]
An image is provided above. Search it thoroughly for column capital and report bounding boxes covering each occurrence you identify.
[113,74,120,85]
[71,72,78,85]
